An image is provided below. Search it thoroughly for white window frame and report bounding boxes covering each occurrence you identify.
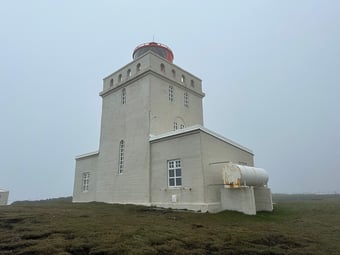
[121,88,126,104]
[168,160,182,187]
[82,172,90,192]
[118,140,125,174]
[169,85,174,102]
[184,92,189,107]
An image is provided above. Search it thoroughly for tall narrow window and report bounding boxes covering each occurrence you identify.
[168,160,182,187]
[184,92,189,107]
[118,140,125,174]
[110,78,114,87]
[181,75,185,83]
[172,69,176,78]
[118,74,122,82]
[127,69,131,77]
[121,88,126,104]
[160,63,165,73]
[82,172,90,192]
[136,63,141,72]
[190,79,195,88]
[173,122,178,130]
[169,86,174,102]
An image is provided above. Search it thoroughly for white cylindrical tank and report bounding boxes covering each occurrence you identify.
[223,163,269,188]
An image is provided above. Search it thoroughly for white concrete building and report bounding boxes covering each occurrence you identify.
[73,42,273,214]
[0,189,9,206]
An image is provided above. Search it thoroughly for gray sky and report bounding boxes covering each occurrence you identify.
[1,1,339,203]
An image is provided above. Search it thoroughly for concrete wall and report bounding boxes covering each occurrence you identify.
[220,187,257,215]
[96,74,151,204]
[0,190,9,205]
[150,131,207,211]
[73,153,98,202]
[74,51,206,205]
[254,187,273,212]
[200,131,254,210]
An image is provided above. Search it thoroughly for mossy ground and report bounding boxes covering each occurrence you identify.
[0,194,339,255]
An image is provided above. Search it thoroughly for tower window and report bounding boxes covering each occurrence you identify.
[118,74,122,83]
[168,159,182,187]
[127,69,131,77]
[169,85,174,102]
[190,80,195,88]
[173,122,178,130]
[160,63,165,73]
[184,92,189,107]
[136,63,141,72]
[181,75,185,83]
[110,78,114,87]
[121,88,126,104]
[82,172,90,192]
[172,69,176,78]
[118,140,125,174]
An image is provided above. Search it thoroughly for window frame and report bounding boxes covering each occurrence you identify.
[121,88,126,104]
[160,63,165,73]
[169,85,174,102]
[184,92,189,107]
[82,172,90,192]
[136,63,141,72]
[168,159,182,188]
[118,140,125,174]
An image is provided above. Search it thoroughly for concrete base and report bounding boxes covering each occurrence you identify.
[0,191,9,206]
[254,187,273,212]
[220,186,272,215]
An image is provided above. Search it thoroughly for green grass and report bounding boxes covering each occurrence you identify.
[1,194,339,255]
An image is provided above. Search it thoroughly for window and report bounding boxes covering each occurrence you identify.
[118,74,122,82]
[121,88,126,104]
[180,124,185,129]
[168,160,182,187]
[110,78,114,87]
[169,85,174,102]
[172,69,176,78]
[160,63,165,73]
[184,92,189,107]
[82,172,90,192]
[118,140,125,174]
[181,75,185,83]
[173,122,178,130]
[127,69,131,77]
[190,79,195,88]
[136,63,141,72]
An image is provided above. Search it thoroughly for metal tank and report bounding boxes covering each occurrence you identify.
[132,42,174,63]
[222,163,269,188]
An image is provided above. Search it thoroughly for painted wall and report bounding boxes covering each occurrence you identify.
[0,190,9,205]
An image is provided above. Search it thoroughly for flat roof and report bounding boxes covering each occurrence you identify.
[75,150,99,160]
[149,125,253,154]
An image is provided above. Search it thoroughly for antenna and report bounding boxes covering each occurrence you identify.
[152,34,155,42]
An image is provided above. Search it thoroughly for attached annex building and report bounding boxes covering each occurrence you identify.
[73,42,273,214]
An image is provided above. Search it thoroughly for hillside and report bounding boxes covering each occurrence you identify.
[1,194,339,255]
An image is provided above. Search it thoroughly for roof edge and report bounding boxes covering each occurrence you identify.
[149,125,253,154]
[75,150,99,160]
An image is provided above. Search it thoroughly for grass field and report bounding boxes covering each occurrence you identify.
[0,194,339,255]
